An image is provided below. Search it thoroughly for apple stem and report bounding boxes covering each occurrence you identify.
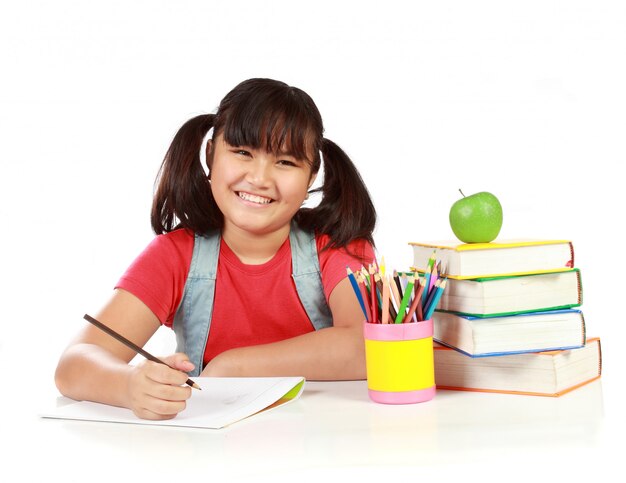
[459,189,466,197]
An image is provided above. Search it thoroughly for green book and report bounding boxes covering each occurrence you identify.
[433,269,582,318]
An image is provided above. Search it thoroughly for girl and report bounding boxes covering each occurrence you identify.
[55,78,377,420]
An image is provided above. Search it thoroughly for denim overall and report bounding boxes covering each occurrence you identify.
[172,222,333,376]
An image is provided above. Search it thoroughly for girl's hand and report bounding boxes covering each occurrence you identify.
[126,353,195,420]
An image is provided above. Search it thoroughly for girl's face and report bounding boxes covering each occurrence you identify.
[208,134,316,239]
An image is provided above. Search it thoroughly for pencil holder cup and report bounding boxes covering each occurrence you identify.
[363,320,436,404]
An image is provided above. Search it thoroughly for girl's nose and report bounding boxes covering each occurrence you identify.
[245,159,272,186]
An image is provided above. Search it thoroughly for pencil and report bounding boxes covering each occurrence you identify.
[356,273,373,322]
[404,277,424,323]
[374,273,384,308]
[395,275,414,324]
[374,273,385,321]
[381,273,390,324]
[386,274,399,321]
[389,273,402,312]
[422,270,432,308]
[83,314,201,390]
[415,277,425,321]
[424,278,447,320]
[392,270,404,302]
[422,278,441,316]
[428,261,439,294]
[347,267,368,320]
[427,250,437,271]
[369,265,378,323]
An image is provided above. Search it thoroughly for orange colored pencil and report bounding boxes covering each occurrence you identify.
[404,277,425,323]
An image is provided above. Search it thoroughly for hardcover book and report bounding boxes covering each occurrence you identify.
[410,239,574,279]
[432,308,586,357]
[435,269,582,317]
[433,338,601,397]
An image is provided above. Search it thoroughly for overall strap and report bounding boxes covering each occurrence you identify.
[289,222,333,330]
[173,224,333,376]
[172,230,220,377]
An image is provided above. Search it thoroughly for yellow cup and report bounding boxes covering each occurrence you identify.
[364,320,435,404]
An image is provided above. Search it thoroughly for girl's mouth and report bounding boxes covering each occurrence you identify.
[237,191,274,204]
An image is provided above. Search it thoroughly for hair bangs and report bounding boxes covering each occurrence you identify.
[217,82,323,168]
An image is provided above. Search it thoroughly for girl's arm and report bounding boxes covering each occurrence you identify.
[200,277,367,380]
[54,289,194,419]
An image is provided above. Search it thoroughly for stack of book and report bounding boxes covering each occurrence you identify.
[410,239,602,397]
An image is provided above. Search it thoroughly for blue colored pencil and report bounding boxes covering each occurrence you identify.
[347,267,369,320]
[424,278,447,320]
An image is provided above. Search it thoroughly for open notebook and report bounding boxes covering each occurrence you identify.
[41,377,305,429]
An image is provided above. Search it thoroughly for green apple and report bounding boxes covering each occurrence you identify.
[449,190,503,243]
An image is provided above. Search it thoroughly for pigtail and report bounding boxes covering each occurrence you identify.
[296,138,376,249]
[151,114,223,234]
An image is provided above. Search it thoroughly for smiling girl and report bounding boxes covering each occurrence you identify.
[55,78,377,420]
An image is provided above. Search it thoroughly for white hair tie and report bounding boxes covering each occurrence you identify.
[199,127,214,177]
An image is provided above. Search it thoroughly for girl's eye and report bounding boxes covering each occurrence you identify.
[236,150,251,156]
[278,159,297,167]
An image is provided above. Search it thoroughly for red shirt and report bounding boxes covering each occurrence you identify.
[116,229,374,365]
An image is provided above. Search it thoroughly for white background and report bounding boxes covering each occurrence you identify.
[1,0,625,479]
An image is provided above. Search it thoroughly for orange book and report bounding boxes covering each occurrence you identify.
[433,338,601,397]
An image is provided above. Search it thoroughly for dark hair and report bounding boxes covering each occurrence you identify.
[151,78,376,249]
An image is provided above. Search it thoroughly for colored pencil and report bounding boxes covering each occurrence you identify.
[386,274,399,321]
[392,270,404,303]
[347,267,368,320]
[381,273,390,324]
[83,314,201,390]
[389,273,402,312]
[352,255,445,324]
[374,273,384,307]
[427,250,437,271]
[422,273,431,308]
[395,275,415,324]
[429,261,439,293]
[400,272,408,292]
[357,273,372,322]
[404,277,425,323]
[374,273,385,321]
[369,265,378,323]
[424,278,447,320]
[415,277,426,321]
[422,279,441,315]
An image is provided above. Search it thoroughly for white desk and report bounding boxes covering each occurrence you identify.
[2,377,621,482]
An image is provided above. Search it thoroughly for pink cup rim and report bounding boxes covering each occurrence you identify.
[363,319,433,341]
[368,385,436,404]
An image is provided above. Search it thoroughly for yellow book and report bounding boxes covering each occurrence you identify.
[409,239,574,279]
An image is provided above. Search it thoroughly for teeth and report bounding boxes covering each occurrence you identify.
[238,192,272,204]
